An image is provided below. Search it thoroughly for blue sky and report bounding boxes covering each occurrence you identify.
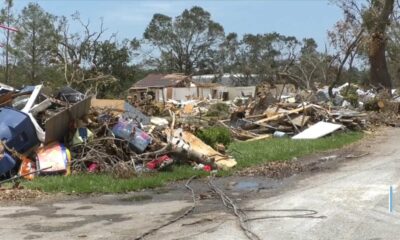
[12,0,343,50]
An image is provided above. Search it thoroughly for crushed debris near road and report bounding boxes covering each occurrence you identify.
[0,79,399,192]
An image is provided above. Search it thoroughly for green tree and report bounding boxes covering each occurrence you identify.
[364,0,394,90]
[91,39,138,98]
[332,0,395,90]
[230,33,300,86]
[143,6,225,74]
[0,0,15,84]
[14,3,58,84]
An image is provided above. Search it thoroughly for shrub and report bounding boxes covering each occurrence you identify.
[205,103,230,118]
[340,85,359,107]
[196,126,232,148]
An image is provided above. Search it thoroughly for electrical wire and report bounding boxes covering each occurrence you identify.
[134,175,197,240]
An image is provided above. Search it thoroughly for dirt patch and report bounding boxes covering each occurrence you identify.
[237,161,303,178]
[0,188,46,202]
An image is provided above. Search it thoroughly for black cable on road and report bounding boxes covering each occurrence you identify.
[134,175,197,240]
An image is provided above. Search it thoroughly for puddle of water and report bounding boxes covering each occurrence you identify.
[119,195,153,202]
[234,181,260,191]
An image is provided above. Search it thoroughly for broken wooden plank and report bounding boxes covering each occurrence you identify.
[255,104,314,124]
[291,115,310,127]
[245,134,271,142]
[285,113,300,133]
[169,128,237,169]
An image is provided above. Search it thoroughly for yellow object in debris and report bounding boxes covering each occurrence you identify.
[72,128,94,145]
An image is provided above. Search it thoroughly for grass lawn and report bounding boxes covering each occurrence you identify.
[22,131,363,193]
[229,131,363,169]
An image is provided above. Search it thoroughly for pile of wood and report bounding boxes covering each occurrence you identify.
[69,108,237,175]
[219,102,369,141]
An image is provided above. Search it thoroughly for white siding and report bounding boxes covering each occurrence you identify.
[213,86,256,100]
[227,86,256,99]
[172,87,198,101]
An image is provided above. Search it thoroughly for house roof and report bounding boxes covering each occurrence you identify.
[192,74,259,87]
[131,73,190,89]
[192,81,221,88]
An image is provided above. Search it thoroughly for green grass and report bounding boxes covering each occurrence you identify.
[22,131,363,193]
[23,166,208,193]
[228,131,363,169]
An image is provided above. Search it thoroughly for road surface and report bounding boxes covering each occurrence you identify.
[0,128,399,240]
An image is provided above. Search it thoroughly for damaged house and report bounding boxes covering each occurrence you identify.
[129,73,194,102]
[129,73,259,102]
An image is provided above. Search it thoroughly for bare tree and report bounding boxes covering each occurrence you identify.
[56,13,116,95]
[328,18,365,97]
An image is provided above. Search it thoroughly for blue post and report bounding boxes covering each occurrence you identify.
[389,185,393,213]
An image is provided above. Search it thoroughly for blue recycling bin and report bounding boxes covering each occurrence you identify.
[0,107,39,153]
[112,120,152,153]
[0,152,16,174]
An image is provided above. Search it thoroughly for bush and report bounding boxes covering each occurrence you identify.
[340,85,359,107]
[205,103,230,118]
[196,126,232,148]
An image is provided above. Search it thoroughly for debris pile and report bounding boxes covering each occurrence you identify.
[0,79,399,184]
[218,83,400,141]
[0,83,237,183]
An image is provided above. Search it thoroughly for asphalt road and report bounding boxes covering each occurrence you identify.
[1,128,399,240]
[149,128,400,240]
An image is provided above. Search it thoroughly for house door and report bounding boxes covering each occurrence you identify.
[166,87,173,100]
[222,92,229,101]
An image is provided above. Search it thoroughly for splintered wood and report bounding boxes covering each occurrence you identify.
[221,102,368,141]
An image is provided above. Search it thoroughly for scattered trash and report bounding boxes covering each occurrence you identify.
[146,155,173,170]
[0,151,16,174]
[273,131,287,138]
[36,142,71,175]
[0,78,399,183]
[112,119,152,153]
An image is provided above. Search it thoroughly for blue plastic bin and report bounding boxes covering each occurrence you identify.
[112,120,152,153]
[0,152,16,174]
[0,107,39,153]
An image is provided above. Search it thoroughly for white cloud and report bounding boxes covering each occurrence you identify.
[103,1,186,26]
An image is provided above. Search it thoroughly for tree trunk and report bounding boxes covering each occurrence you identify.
[369,33,392,89]
[368,0,394,90]
[4,2,12,84]
[31,26,36,83]
[5,29,10,84]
